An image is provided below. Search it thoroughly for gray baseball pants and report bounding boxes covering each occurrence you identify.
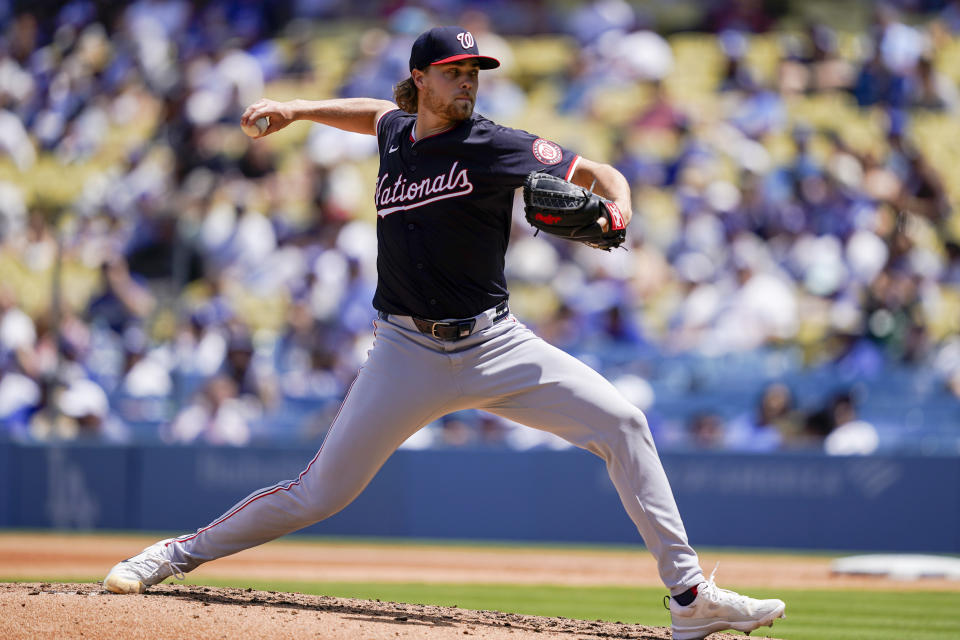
[167,311,705,593]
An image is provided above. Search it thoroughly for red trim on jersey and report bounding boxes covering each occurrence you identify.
[564,155,581,181]
[174,357,371,545]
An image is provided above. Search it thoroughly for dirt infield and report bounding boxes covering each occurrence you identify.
[1,582,786,640]
[2,532,956,639]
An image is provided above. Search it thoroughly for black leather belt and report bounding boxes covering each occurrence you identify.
[379,301,509,341]
[411,316,476,340]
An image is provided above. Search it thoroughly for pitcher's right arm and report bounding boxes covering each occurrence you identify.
[241,98,397,137]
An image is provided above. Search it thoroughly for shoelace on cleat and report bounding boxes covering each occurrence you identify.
[130,548,186,583]
[698,562,753,607]
[665,562,757,612]
[166,560,186,582]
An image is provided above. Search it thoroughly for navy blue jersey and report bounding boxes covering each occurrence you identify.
[373,109,580,319]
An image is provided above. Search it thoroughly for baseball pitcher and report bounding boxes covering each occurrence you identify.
[104,26,785,640]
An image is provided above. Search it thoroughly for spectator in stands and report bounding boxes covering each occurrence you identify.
[947,369,960,401]
[29,377,129,443]
[716,31,758,93]
[897,144,951,223]
[339,27,407,101]
[729,79,787,138]
[596,304,646,346]
[938,0,960,32]
[944,241,960,284]
[280,22,316,82]
[725,382,798,451]
[2,1,958,451]
[0,286,36,374]
[702,0,778,33]
[799,390,879,454]
[276,307,346,402]
[556,49,610,115]
[437,413,478,448]
[566,0,637,45]
[821,390,879,455]
[173,307,229,383]
[536,302,587,352]
[908,55,960,111]
[778,23,854,95]
[222,327,278,409]
[874,3,926,78]
[117,325,173,399]
[0,362,40,441]
[11,210,58,273]
[853,45,908,108]
[466,413,508,448]
[167,374,254,446]
[86,257,156,335]
[688,412,725,449]
[631,80,686,132]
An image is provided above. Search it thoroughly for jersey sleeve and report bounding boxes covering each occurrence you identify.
[375,107,407,151]
[488,123,581,188]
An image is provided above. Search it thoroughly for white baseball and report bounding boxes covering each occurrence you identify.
[241,116,269,138]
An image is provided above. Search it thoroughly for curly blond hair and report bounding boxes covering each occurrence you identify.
[393,77,418,114]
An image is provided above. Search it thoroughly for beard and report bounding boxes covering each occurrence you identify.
[421,86,474,121]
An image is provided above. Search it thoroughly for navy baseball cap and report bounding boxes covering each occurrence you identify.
[409,26,500,71]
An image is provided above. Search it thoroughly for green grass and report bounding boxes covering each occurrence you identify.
[176,578,960,640]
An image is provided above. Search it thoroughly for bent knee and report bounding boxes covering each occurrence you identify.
[590,408,653,449]
[621,410,653,440]
[299,475,367,524]
[300,495,352,524]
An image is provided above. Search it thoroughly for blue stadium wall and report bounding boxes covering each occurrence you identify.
[1,443,958,552]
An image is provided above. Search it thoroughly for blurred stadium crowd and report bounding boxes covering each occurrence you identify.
[1,0,959,454]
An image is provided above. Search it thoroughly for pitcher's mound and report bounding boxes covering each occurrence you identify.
[1,582,784,639]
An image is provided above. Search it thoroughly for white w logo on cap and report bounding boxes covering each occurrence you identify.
[456,31,475,49]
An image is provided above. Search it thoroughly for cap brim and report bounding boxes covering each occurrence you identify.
[430,54,500,69]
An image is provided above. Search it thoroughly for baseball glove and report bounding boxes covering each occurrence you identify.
[522,172,627,250]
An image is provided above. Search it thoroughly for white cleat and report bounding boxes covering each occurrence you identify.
[669,566,786,640]
[102,538,186,594]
